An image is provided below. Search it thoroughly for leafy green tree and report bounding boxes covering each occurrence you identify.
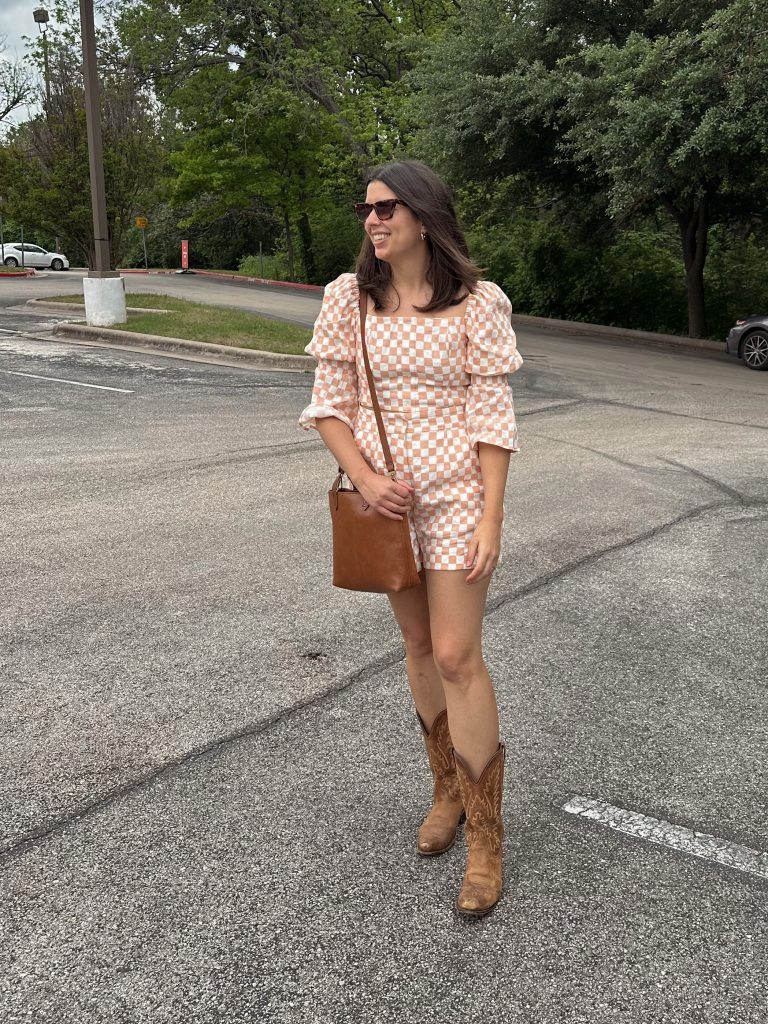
[167,79,335,279]
[0,6,165,268]
[559,0,768,336]
[118,0,456,156]
[114,0,460,279]
[411,0,768,337]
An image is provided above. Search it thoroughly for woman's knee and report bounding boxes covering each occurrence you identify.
[398,621,433,660]
[432,641,483,686]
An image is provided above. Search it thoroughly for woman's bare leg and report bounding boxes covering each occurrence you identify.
[387,572,445,727]
[424,569,499,777]
[388,572,465,854]
[426,568,505,913]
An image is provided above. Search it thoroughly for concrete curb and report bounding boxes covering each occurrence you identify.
[52,322,315,371]
[0,269,36,278]
[28,299,171,316]
[511,312,725,354]
[117,268,324,294]
[26,270,724,354]
[43,302,724,370]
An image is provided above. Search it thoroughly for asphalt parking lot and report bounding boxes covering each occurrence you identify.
[1,309,767,1023]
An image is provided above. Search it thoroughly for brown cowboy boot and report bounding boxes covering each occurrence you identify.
[453,743,505,916]
[417,709,465,856]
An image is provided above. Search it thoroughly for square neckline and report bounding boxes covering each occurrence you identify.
[366,314,466,323]
[363,289,473,326]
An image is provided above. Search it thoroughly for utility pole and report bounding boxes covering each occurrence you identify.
[78,0,126,325]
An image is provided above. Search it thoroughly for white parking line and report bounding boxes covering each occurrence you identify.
[562,795,768,881]
[0,369,133,393]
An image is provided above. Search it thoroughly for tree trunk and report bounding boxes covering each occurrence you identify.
[685,259,707,340]
[297,168,316,284]
[298,211,315,283]
[666,194,710,338]
[283,207,295,281]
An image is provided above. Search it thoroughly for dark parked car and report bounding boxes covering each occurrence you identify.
[726,316,768,371]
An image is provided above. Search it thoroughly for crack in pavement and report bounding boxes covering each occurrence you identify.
[526,431,682,476]
[0,648,405,864]
[2,496,752,867]
[172,438,325,473]
[521,400,586,419]
[3,439,328,503]
[589,398,768,433]
[658,457,757,505]
[515,378,768,434]
[484,499,738,616]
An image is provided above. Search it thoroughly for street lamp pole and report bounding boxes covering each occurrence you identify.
[78,0,126,324]
[33,8,52,111]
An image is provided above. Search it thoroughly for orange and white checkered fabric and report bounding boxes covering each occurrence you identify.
[299,273,522,571]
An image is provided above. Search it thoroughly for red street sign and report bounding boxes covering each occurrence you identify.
[181,239,189,270]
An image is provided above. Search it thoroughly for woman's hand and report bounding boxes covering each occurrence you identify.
[464,516,502,583]
[356,470,414,521]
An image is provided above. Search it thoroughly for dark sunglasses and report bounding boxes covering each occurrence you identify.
[352,199,408,223]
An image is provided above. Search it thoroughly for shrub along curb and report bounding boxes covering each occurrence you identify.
[52,322,314,371]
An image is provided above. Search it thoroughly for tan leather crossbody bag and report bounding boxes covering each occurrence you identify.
[328,289,421,592]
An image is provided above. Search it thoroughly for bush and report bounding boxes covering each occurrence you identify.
[467,206,693,335]
[238,247,300,282]
[704,227,768,339]
[597,229,687,335]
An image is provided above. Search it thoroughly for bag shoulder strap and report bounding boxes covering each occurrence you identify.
[358,287,397,479]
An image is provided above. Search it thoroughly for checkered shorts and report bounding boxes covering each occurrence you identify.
[355,402,484,570]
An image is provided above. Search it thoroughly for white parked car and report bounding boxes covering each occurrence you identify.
[2,243,70,271]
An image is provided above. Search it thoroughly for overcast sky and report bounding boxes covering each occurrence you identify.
[1,0,38,61]
[1,0,48,127]
[1,2,110,129]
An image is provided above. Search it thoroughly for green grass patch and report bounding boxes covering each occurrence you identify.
[49,292,313,355]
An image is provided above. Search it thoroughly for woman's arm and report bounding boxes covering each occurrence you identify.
[478,442,510,525]
[316,417,413,521]
[464,442,511,583]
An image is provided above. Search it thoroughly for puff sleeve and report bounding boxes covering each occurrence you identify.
[298,273,359,433]
[464,281,523,452]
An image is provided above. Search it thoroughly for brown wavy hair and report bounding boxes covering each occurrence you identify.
[355,160,482,314]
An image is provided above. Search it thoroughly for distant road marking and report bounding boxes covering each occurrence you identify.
[0,369,133,393]
[562,795,768,881]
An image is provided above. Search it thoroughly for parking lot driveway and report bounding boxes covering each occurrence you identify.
[1,330,766,1022]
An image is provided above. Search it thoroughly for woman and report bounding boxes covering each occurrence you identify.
[299,160,522,916]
